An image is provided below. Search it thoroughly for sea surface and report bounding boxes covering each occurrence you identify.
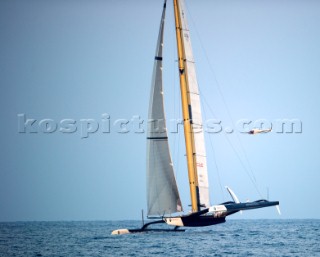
[0,220,319,257]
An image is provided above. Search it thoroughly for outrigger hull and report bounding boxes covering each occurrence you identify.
[111,220,185,235]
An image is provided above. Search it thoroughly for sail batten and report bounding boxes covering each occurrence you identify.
[147,1,182,217]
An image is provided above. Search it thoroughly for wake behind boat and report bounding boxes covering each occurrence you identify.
[112,0,279,235]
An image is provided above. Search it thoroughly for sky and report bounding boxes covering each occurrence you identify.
[0,0,319,221]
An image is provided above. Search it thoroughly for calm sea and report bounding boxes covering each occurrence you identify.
[0,220,319,256]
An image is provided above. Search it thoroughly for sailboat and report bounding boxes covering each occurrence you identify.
[112,0,279,235]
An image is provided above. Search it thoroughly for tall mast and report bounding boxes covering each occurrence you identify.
[173,0,200,212]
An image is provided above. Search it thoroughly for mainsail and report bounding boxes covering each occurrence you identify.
[177,0,210,208]
[146,1,183,217]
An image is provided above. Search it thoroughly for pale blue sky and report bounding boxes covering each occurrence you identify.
[0,0,319,221]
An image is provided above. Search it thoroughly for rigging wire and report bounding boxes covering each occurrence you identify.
[201,92,263,199]
[184,1,263,198]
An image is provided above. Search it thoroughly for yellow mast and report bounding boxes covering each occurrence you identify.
[173,0,200,212]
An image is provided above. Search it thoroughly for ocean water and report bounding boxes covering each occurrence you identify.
[0,220,319,257]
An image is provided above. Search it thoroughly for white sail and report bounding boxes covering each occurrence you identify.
[147,2,183,217]
[178,0,210,208]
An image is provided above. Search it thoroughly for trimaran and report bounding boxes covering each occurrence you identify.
[112,0,279,235]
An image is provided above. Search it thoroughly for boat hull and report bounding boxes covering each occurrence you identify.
[165,215,226,227]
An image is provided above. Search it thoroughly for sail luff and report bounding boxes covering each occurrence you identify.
[146,1,183,217]
[174,0,211,210]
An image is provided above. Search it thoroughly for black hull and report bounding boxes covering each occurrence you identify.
[181,216,226,227]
